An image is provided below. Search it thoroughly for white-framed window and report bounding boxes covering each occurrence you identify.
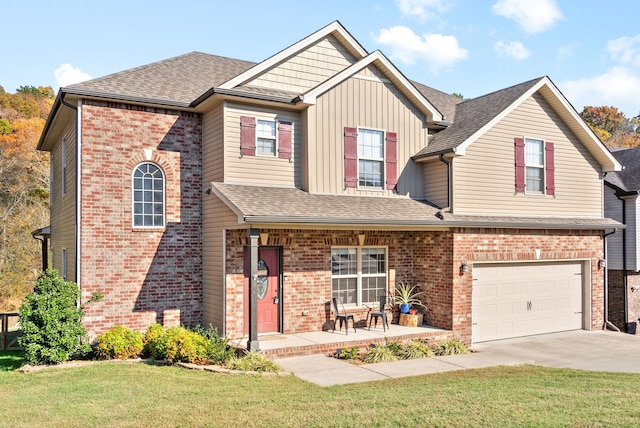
[525,138,544,193]
[61,139,67,195]
[331,247,387,306]
[358,128,384,188]
[132,162,165,228]
[61,248,67,279]
[256,119,276,156]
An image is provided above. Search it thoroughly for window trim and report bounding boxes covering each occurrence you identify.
[131,162,166,229]
[331,246,388,307]
[524,137,545,195]
[357,127,386,190]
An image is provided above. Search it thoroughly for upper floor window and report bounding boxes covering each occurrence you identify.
[514,137,555,195]
[132,163,165,228]
[358,129,384,187]
[240,116,292,160]
[331,247,387,306]
[256,119,276,156]
[344,127,397,191]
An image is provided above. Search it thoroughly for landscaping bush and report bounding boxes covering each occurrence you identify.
[340,346,359,360]
[401,339,435,359]
[161,326,209,364]
[18,269,92,365]
[143,323,166,358]
[226,352,280,372]
[432,339,470,356]
[362,346,398,363]
[195,325,236,364]
[95,326,144,360]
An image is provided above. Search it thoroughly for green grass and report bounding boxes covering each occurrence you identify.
[0,355,639,427]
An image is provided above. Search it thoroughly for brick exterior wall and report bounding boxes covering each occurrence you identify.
[222,227,605,344]
[607,269,640,333]
[79,101,203,338]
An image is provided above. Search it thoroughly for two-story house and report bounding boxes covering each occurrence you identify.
[36,21,621,350]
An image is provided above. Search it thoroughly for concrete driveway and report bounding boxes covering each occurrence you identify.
[276,330,640,386]
[472,329,640,373]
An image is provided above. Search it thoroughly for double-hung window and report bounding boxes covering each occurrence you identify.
[331,247,387,306]
[525,138,544,193]
[358,128,384,188]
[132,163,165,227]
[256,119,276,156]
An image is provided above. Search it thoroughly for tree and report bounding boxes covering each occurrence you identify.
[580,106,640,148]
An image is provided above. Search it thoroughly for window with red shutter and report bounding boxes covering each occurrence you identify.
[240,116,256,156]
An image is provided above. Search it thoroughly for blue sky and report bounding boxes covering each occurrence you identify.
[4,0,640,117]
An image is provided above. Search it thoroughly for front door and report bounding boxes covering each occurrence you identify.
[244,247,280,334]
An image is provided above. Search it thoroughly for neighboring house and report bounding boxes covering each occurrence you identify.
[604,147,640,333]
[36,21,622,349]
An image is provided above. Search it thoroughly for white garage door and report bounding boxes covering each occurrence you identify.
[472,262,584,343]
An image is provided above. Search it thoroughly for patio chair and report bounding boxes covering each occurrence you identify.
[332,297,356,335]
[368,295,389,331]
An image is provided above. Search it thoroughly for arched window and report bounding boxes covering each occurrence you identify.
[132,163,165,227]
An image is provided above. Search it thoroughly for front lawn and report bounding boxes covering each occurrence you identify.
[0,355,639,427]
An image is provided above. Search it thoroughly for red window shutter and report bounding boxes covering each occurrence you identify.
[344,127,358,188]
[385,132,398,190]
[240,116,256,156]
[514,137,525,192]
[545,142,555,195]
[277,121,292,160]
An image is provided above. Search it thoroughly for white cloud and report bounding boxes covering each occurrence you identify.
[395,0,453,21]
[606,35,640,66]
[54,64,92,87]
[494,41,531,60]
[492,0,563,34]
[374,26,468,74]
[561,67,640,118]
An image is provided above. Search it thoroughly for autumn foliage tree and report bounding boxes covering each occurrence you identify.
[0,85,52,311]
[580,105,640,148]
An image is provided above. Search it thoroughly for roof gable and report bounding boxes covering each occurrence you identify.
[414,76,622,172]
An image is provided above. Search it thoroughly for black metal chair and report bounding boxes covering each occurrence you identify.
[332,297,356,335]
[368,295,389,331]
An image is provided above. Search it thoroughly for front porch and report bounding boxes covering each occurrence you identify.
[233,324,453,359]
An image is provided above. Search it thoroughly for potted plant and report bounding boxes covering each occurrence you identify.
[393,281,426,314]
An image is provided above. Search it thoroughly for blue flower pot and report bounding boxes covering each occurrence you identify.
[400,303,411,314]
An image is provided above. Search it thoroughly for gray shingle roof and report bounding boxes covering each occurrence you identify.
[413,77,544,159]
[605,147,640,193]
[211,183,621,229]
[411,80,463,122]
[65,52,256,106]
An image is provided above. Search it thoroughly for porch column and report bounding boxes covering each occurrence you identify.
[247,228,260,351]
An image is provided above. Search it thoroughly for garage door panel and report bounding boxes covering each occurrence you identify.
[472,262,583,343]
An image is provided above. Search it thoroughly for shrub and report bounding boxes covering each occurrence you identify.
[340,346,359,360]
[18,269,91,364]
[383,338,403,356]
[401,339,435,359]
[162,327,209,364]
[432,339,470,356]
[226,352,280,372]
[143,323,166,358]
[95,326,144,360]
[362,346,398,364]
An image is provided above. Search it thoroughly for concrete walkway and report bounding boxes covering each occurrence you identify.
[275,330,640,387]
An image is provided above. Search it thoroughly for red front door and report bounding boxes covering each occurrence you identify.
[244,248,280,334]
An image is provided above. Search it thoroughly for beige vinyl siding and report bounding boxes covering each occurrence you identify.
[423,158,449,208]
[225,103,301,187]
[50,121,77,281]
[246,35,356,93]
[202,196,243,332]
[453,92,603,217]
[202,102,225,184]
[306,71,428,197]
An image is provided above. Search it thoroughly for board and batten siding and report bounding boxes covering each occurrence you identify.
[603,186,638,271]
[51,121,77,281]
[202,102,225,184]
[224,103,301,187]
[453,92,603,217]
[305,71,429,197]
[202,196,243,332]
[423,158,449,208]
[245,35,356,94]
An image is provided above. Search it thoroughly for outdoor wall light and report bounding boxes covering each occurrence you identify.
[460,261,470,274]
[598,258,607,269]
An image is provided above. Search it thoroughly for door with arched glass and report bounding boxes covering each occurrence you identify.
[244,248,280,334]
